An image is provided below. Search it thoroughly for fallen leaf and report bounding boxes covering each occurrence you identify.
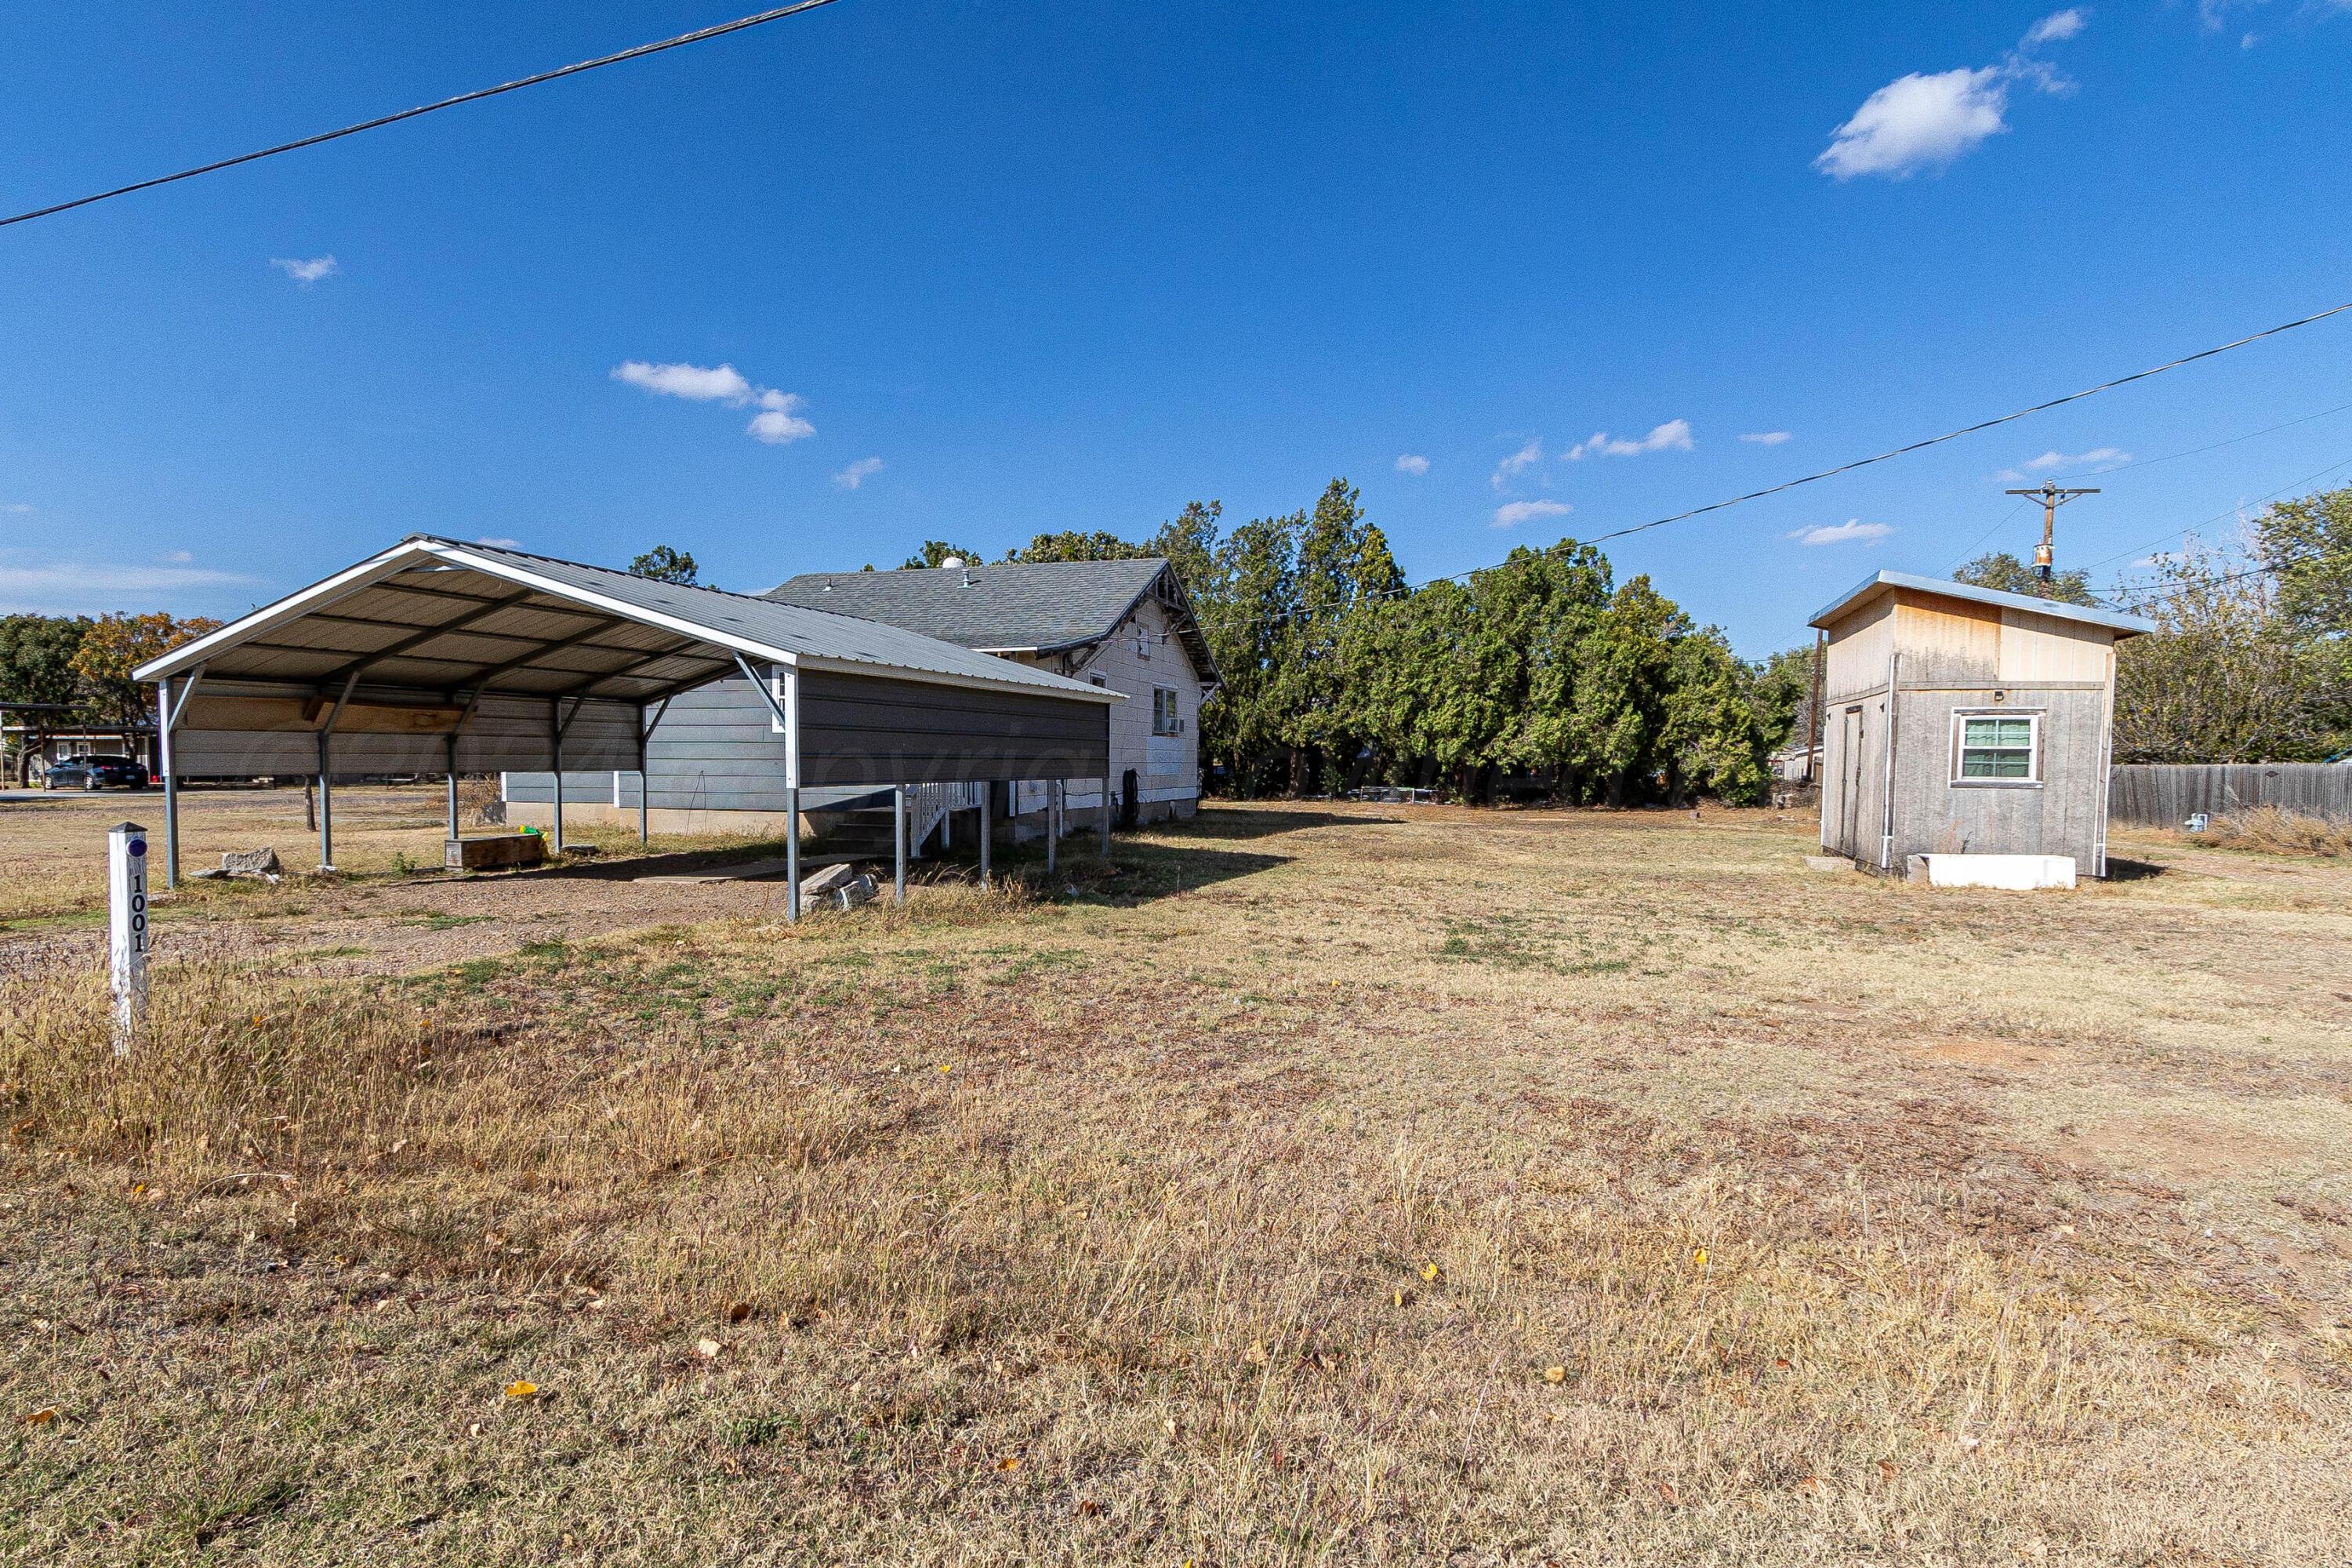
[504,1381,537,1399]
[1392,1288,1411,1308]
[995,1455,1020,1472]
[1076,1498,1099,1517]
[1657,1481,1677,1503]
[1420,1262,1443,1283]
[1798,1475,1823,1494]
[22,1407,56,1425]
[1162,1417,1178,1437]
[1544,1366,1567,1385]
[1693,1247,1710,1269]
[1878,1459,1897,1480]
[1773,1356,1792,1370]
[939,1063,955,1073]
[696,1338,720,1360]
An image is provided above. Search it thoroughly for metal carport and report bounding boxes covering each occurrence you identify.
[132,535,1121,919]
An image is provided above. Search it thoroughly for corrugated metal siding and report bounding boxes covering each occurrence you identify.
[172,690,639,776]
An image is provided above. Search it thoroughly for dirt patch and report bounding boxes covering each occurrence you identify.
[2056,1114,2316,1181]
[1911,1035,2051,1070]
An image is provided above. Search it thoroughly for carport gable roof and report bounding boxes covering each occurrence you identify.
[132,535,1123,706]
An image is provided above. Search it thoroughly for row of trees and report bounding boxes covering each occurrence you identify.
[955,480,1806,804]
[0,612,223,781]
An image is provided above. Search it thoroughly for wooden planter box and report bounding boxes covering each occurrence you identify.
[446,833,547,872]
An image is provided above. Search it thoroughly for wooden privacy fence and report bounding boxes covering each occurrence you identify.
[2108,763,2352,826]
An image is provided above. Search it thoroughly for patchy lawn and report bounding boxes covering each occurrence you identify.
[3,797,2348,1564]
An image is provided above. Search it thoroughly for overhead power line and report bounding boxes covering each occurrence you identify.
[1189,296,2352,636]
[0,0,847,230]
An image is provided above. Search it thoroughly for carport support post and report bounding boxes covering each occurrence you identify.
[445,735,459,844]
[156,676,179,891]
[893,784,908,906]
[548,697,565,854]
[978,782,992,890]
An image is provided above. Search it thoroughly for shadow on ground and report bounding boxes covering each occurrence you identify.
[1173,808,1402,840]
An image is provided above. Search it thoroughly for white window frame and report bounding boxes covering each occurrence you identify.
[1950,708,2042,787]
[1151,684,1181,737]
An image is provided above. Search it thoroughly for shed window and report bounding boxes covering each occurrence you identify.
[1955,714,2037,782]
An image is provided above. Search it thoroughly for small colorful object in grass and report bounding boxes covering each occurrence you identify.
[1693,1247,1710,1269]
[995,1455,1021,1472]
[21,1406,56,1425]
[1798,1475,1823,1494]
[939,1063,955,1073]
[696,1338,721,1360]
[1075,1498,1100,1517]
[504,1381,538,1399]
[1544,1365,1567,1385]
[1420,1261,1443,1283]
[1391,1287,1410,1308]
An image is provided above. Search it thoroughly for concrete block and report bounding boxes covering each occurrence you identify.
[446,833,547,872]
[1919,854,2077,891]
[799,862,862,899]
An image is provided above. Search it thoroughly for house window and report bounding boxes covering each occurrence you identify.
[1953,713,2038,783]
[1135,626,1152,660]
[1152,686,1181,736]
[1089,671,1107,688]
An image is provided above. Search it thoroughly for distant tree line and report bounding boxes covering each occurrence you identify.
[976,479,1806,805]
[0,612,221,782]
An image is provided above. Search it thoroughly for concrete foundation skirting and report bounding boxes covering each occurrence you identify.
[1906,853,2078,890]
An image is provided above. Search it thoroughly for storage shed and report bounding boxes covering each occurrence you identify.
[1807,571,2151,879]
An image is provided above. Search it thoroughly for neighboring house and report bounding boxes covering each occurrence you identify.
[1807,570,2151,878]
[1767,742,1821,784]
[504,557,1219,846]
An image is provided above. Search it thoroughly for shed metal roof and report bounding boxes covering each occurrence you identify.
[765,557,1221,685]
[1807,569,2154,637]
[133,536,1123,706]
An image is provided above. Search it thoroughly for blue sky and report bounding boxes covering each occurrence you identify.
[2,1,2349,656]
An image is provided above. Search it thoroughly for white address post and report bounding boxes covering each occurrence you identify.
[107,822,151,1054]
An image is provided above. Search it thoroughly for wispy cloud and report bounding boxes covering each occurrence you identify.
[1490,438,1543,492]
[612,361,816,444]
[1566,419,1693,461]
[1815,11,2085,180]
[270,255,339,285]
[833,456,884,490]
[0,555,257,614]
[475,536,523,548]
[159,550,194,565]
[1,503,30,514]
[1994,446,2130,481]
[1394,453,1430,476]
[1788,519,1894,546]
[1739,430,1793,446]
[1492,499,1571,530]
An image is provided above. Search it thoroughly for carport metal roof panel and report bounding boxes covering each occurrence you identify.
[135,536,1124,705]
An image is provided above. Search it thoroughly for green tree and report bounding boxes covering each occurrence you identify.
[1953,551,2095,606]
[629,545,700,586]
[901,540,986,569]
[2256,485,2352,641]
[1004,530,1153,564]
[0,614,92,782]
[1746,644,1817,757]
[1661,629,1769,804]
[2114,539,2339,762]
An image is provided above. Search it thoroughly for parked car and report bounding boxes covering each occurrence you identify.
[42,754,150,790]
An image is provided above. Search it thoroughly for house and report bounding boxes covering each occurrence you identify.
[1767,741,1821,785]
[1807,570,2151,881]
[502,555,1219,848]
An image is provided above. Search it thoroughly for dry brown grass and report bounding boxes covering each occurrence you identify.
[3,800,2350,1564]
[2189,804,2352,858]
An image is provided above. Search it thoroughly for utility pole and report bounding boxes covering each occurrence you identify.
[2003,482,2100,582]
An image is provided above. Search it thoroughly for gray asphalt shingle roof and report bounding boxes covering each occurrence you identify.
[765,557,1180,655]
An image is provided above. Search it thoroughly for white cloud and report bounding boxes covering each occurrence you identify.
[270,255,339,285]
[0,556,256,614]
[613,361,815,444]
[1788,519,1895,546]
[1394,453,1430,476]
[1999,446,2130,481]
[1739,430,1793,446]
[1815,67,2009,180]
[749,393,815,445]
[2024,8,2089,45]
[159,550,194,564]
[475,536,523,548]
[1490,438,1543,492]
[833,456,884,490]
[1,503,30,514]
[612,361,755,403]
[1492,499,1571,530]
[1816,13,2085,180]
[1566,419,1694,461]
